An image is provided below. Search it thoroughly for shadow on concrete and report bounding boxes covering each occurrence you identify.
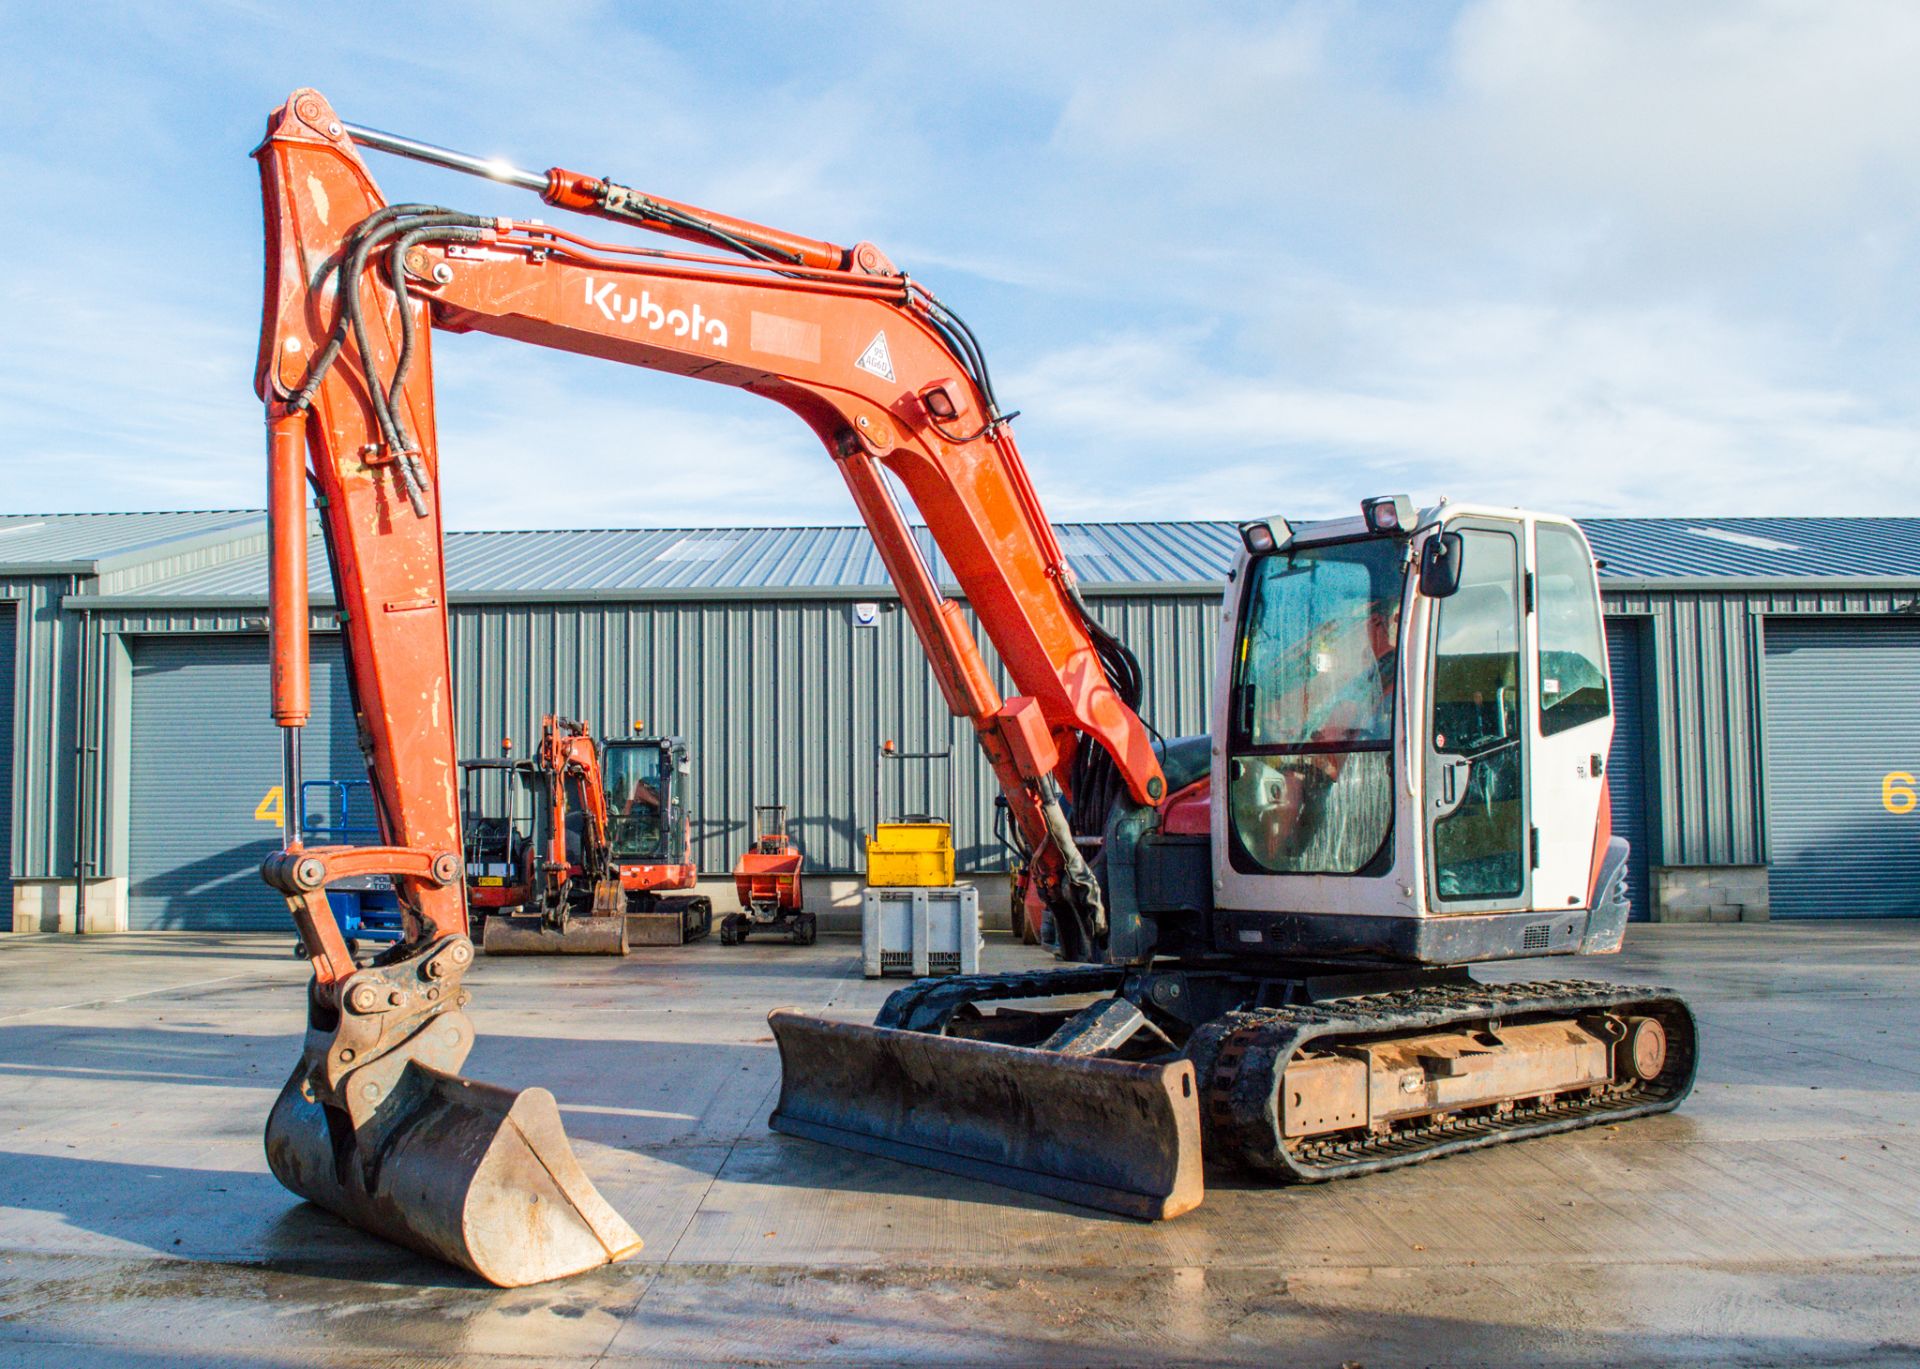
[0,1024,290,1088]
[0,1147,511,1292]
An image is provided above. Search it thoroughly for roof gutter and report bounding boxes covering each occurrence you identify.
[62,580,1231,612]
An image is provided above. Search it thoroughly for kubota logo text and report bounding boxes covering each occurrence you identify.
[584,277,729,348]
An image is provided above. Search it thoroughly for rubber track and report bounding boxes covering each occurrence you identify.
[1184,978,1698,1182]
[875,966,1129,1034]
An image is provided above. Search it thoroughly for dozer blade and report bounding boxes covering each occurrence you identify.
[266,1060,642,1286]
[481,912,628,956]
[766,1010,1204,1220]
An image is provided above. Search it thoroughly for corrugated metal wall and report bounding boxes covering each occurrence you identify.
[48,582,1914,897]
[0,604,15,906]
[0,575,79,884]
[448,593,1223,872]
[2,528,276,889]
[1600,585,1910,869]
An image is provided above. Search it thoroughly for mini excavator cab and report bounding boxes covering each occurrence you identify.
[459,755,543,917]
[601,736,686,865]
[1208,501,1629,966]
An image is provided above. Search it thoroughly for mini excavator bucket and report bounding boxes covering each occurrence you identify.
[766,1011,1204,1220]
[264,906,641,1286]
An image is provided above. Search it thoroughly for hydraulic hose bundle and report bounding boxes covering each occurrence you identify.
[286,204,493,517]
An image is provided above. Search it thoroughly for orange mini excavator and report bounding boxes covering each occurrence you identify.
[254,90,1694,1284]
[476,716,628,955]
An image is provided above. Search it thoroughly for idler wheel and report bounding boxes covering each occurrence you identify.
[1624,1016,1668,1081]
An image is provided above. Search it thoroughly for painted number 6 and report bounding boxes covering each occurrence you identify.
[1884,771,1917,815]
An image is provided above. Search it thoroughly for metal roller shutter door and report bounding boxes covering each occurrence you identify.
[0,609,15,911]
[1764,619,1920,919]
[1604,618,1652,921]
[128,635,359,930]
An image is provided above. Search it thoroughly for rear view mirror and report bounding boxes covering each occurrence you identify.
[1419,531,1464,598]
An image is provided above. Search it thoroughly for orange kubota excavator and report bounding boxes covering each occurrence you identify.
[254,90,1696,1285]
[476,715,629,955]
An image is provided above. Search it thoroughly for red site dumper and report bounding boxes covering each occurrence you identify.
[723,805,811,945]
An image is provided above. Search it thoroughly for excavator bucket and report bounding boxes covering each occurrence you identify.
[267,1063,641,1285]
[480,911,628,956]
[766,1010,1204,1220]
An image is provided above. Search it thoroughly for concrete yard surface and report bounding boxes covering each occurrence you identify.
[1,922,1917,1367]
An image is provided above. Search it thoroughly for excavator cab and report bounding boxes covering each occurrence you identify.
[601,736,712,944]
[771,500,1689,1219]
[1209,503,1631,964]
[601,736,686,867]
[459,757,542,925]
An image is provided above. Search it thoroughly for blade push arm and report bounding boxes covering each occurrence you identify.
[255,89,1165,961]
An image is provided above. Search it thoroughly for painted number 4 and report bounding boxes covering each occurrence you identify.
[1883,772,1917,815]
[256,785,285,828]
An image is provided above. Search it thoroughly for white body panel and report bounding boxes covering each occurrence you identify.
[1207,505,1613,925]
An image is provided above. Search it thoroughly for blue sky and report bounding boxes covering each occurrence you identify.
[1,1,1915,528]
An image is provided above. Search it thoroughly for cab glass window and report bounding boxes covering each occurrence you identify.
[1431,529,1525,901]
[1227,537,1403,875]
[603,744,669,860]
[1535,523,1610,737]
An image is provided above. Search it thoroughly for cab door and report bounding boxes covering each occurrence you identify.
[1425,520,1530,911]
[1528,519,1614,908]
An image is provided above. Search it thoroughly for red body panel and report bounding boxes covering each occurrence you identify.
[619,862,699,894]
[1159,778,1212,837]
[734,846,804,913]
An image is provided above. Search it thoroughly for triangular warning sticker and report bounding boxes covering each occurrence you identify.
[855,330,896,383]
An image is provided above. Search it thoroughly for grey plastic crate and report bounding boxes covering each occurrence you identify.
[861,885,982,979]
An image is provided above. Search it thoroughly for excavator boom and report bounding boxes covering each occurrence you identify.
[252,87,1181,1277]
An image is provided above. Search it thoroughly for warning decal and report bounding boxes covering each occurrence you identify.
[855,330,896,383]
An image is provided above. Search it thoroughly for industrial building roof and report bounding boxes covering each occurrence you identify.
[1579,517,1920,584]
[0,510,265,576]
[86,521,1248,602]
[40,512,1920,606]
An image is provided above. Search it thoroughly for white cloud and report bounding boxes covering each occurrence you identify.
[1012,296,1919,518]
[429,347,857,528]
[1,2,1914,527]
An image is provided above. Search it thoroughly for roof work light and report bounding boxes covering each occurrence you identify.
[1238,518,1291,555]
[1362,495,1415,535]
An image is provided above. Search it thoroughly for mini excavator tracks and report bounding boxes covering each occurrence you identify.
[776,968,1696,1211]
[1185,978,1697,1182]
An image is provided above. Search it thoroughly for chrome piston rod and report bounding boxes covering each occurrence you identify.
[342,121,547,193]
